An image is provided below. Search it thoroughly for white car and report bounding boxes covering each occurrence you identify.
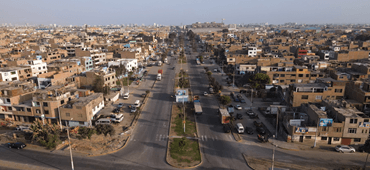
[335,145,355,153]
[235,105,242,110]
[204,92,208,96]
[214,69,218,72]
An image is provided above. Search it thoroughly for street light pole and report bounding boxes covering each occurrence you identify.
[272,144,277,170]
[66,119,74,170]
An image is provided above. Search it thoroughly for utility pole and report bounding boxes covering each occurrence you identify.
[364,153,369,170]
[313,118,320,148]
[66,119,74,170]
[271,144,277,170]
[275,110,279,139]
[251,89,253,106]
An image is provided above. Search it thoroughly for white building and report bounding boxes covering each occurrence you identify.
[108,59,138,72]
[23,60,48,77]
[237,64,257,74]
[0,68,19,82]
[247,46,261,57]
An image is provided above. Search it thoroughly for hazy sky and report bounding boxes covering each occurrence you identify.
[1,0,370,26]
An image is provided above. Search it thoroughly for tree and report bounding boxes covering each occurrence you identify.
[249,73,270,90]
[220,95,231,106]
[30,120,61,149]
[95,124,115,136]
[207,71,212,76]
[198,56,204,63]
[78,127,95,139]
[93,76,104,93]
[222,28,229,33]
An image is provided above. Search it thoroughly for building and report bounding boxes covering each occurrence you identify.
[287,78,346,107]
[60,93,104,127]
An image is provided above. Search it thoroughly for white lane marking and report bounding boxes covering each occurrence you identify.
[201,135,204,141]
[229,135,233,140]
[130,135,135,141]
[160,134,163,141]
[205,135,207,141]
[163,122,166,127]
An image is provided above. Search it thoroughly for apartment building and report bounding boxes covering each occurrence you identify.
[23,60,48,77]
[78,69,117,88]
[60,93,104,127]
[0,81,35,121]
[345,80,370,113]
[236,64,257,74]
[107,58,138,72]
[0,67,20,82]
[32,86,77,124]
[287,78,346,107]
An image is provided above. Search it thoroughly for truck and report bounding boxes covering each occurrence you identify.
[164,58,168,64]
[193,95,203,114]
[157,69,163,80]
[219,108,231,124]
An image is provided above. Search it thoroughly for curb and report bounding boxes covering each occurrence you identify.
[242,153,255,170]
[270,142,300,151]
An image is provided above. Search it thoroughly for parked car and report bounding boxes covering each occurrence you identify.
[256,127,266,134]
[213,69,218,72]
[131,106,137,113]
[7,142,26,149]
[118,103,124,108]
[204,92,208,96]
[249,113,259,119]
[335,145,355,153]
[236,113,243,120]
[15,125,30,131]
[113,108,120,113]
[223,124,231,133]
[240,99,246,103]
[245,127,254,135]
[235,105,242,110]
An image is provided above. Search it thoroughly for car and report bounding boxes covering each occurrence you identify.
[254,121,263,127]
[204,92,208,96]
[236,113,243,120]
[143,70,148,76]
[240,90,247,94]
[15,125,30,131]
[335,145,355,153]
[117,103,124,108]
[235,105,242,110]
[8,142,26,149]
[223,124,231,133]
[257,127,266,134]
[245,127,254,135]
[113,108,120,113]
[202,61,205,64]
[131,106,137,113]
[240,99,246,103]
[213,69,218,72]
[249,113,259,119]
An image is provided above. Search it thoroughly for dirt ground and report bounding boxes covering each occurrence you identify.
[167,138,201,168]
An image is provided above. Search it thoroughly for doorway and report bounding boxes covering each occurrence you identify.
[299,136,304,142]
[328,137,332,144]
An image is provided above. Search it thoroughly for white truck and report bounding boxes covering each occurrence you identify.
[157,69,163,81]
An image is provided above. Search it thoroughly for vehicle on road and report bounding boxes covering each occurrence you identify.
[236,113,243,120]
[204,92,208,96]
[223,124,231,133]
[118,103,124,108]
[335,145,355,153]
[193,95,203,115]
[134,100,141,108]
[227,105,235,114]
[219,108,231,124]
[236,123,244,134]
[235,105,242,110]
[240,99,246,103]
[256,127,266,134]
[257,133,269,142]
[254,121,263,127]
[213,68,218,72]
[123,93,129,99]
[208,86,214,94]
[245,127,254,135]
[131,106,137,113]
[157,69,163,81]
[8,142,26,149]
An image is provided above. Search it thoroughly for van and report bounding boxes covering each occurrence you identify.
[110,114,124,123]
[123,93,129,99]
[236,123,244,134]
[95,118,111,125]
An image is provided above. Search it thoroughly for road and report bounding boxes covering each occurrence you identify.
[0,34,368,170]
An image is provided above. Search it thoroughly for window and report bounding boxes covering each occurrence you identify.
[299,69,303,71]
[305,136,311,139]
[290,79,296,82]
[66,113,70,117]
[43,102,48,107]
[298,74,303,77]
[334,127,342,132]
[38,67,41,70]
[333,137,340,141]
[61,100,64,104]
[316,95,322,100]
[348,128,357,133]
[44,110,49,114]
[354,138,361,142]
[350,119,358,124]
[280,80,284,83]
[302,95,309,99]
[36,109,40,114]
[321,137,327,140]
[362,129,368,134]
[79,121,84,125]
[335,89,343,93]
[27,108,31,112]
[6,98,10,102]
[8,107,12,111]
[306,74,309,77]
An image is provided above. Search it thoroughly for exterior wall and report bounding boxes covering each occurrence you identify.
[0,70,19,82]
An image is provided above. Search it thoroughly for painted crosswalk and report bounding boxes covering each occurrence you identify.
[198,135,232,142]
[155,134,168,141]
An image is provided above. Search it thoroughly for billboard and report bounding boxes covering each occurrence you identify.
[319,118,333,127]
[295,127,308,133]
